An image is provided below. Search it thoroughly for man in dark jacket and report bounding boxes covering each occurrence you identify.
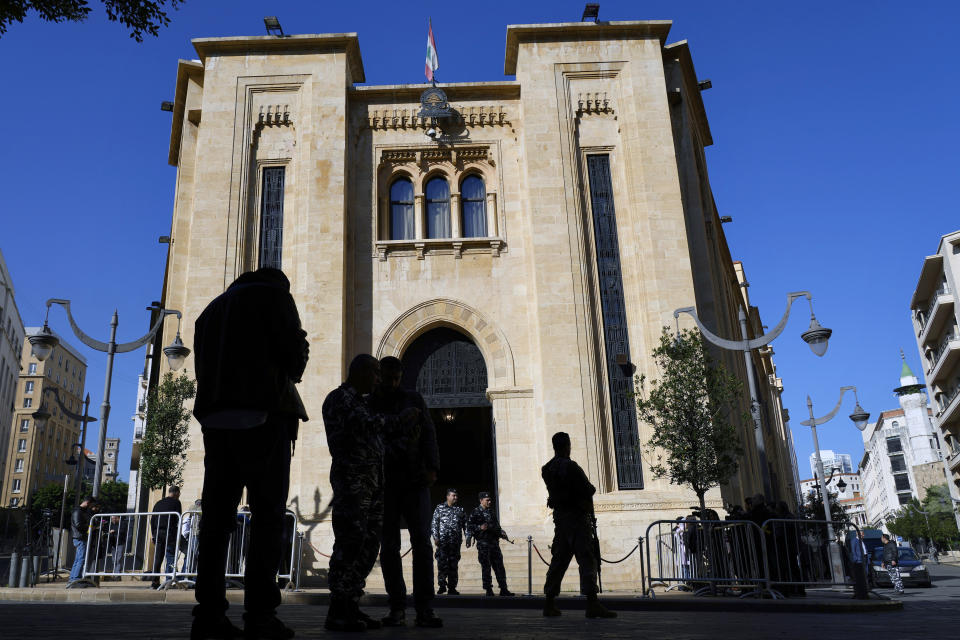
[151,485,182,588]
[541,432,615,618]
[466,492,514,597]
[191,267,309,640]
[881,533,904,594]
[69,496,96,584]
[372,356,441,628]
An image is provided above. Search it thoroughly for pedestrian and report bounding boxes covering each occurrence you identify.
[322,354,420,632]
[107,515,129,574]
[180,500,202,574]
[540,432,615,618]
[151,485,182,589]
[466,491,514,597]
[371,356,442,628]
[191,267,310,640]
[431,489,466,596]
[68,496,95,586]
[880,533,904,594]
[847,530,869,599]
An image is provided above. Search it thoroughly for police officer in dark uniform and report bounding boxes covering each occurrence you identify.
[541,432,615,618]
[322,354,420,631]
[371,356,442,628]
[466,492,514,597]
[431,488,466,595]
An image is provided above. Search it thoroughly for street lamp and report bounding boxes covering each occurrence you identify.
[675,291,832,498]
[800,385,870,582]
[29,299,188,498]
[32,388,97,510]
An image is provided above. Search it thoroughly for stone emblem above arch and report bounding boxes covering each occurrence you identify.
[376,298,516,388]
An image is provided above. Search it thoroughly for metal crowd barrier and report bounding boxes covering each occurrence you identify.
[761,519,869,593]
[644,519,777,599]
[81,509,301,590]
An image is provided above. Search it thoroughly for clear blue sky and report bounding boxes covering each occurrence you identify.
[1,1,957,486]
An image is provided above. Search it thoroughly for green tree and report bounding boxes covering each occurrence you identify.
[97,480,130,513]
[798,489,851,526]
[636,327,747,515]
[0,1,183,41]
[886,486,960,549]
[140,372,195,492]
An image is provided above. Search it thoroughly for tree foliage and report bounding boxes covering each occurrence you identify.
[798,488,852,526]
[0,1,183,41]
[885,485,960,548]
[30,480,129,523]
[636,327,747,514]
[140,372,195,492]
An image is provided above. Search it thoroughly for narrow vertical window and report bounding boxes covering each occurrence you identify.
[390,178,415,240]
[425,177,451,239]
[586,154,643,489]
[259,166,285,269]
[461,175,487,237]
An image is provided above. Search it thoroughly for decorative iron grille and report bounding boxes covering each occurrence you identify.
[402,328,489,408]
[586,154,643,489]
[259,167,285,269]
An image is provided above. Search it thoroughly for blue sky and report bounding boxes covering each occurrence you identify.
[1,1,957,485]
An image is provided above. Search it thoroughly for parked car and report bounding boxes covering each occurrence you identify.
[870,546,932,587]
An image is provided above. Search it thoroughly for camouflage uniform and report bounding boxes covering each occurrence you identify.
[466,506,509,592]
[322,383,401,604]
[541,455,599,597]
[431,503,466,591]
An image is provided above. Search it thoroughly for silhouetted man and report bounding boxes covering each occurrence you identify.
[466,492,514,597]
[192,267,309,640]
[541,432,615,618]
[322,354,419,632]
[151,485,182,589]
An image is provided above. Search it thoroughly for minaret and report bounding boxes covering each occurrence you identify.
[895,351,937,465]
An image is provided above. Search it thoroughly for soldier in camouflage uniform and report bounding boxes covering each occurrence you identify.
[321,354,420,632]
[541,432,615,618]
[466,492,514,597]
[431,488,466,595]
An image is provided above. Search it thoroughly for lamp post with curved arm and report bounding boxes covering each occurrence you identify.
[31,388,96,510]
[800,385,870,581]
[27,300,190,498]
[674,291,833,499]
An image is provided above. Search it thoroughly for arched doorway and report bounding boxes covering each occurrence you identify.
[401,327,496,511]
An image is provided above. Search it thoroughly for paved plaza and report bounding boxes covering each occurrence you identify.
[0,564,958,639]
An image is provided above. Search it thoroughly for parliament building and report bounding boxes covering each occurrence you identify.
[156,18,798,589]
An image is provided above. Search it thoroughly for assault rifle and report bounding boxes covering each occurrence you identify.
[591,509,603,593]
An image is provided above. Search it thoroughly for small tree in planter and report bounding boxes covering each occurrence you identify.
[140,372,195,492]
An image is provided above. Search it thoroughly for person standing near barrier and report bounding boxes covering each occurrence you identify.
[881,533,904,594]
[847,530,868,599]
[466,491,514,597]
[151,485,182,589]
[192,267,310,640]
[431,489,466,596]
[541,432,615,618]
[371,356,442,628]
[322,354,420,632]
[68,496,95,586]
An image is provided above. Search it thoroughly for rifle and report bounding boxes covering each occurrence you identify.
[591,509,603,594]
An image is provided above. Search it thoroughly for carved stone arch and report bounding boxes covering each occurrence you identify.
[420,166,455,194]
[457,163,495,190]
[376,298,516,388]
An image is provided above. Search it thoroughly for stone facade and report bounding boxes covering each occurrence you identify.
[0,249,25,496]
[155,20,796,589]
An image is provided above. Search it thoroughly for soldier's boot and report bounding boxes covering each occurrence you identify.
[584,595,617,619]
[485,587,495,597]
[380,609,405,628]
[447,588,460,596]
[543,596,562,617]
[436,585,447,595]
[499,587,515,597]
[324,596,366,632]
[414,609,443,628]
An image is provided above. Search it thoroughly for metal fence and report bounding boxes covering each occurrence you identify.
[645,519,776,598]
[80,509,300,589]
[762,519,868,593]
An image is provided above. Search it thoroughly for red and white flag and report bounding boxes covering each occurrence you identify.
[425,18,439,82]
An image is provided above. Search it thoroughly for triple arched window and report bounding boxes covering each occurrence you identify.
[387,174,489,241]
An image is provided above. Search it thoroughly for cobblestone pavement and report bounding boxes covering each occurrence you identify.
[0,565,956,639]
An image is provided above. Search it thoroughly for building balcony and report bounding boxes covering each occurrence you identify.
[937,380,960,428]
[926,330,960,385]
[917,289,954,345]
[949,447,960,475]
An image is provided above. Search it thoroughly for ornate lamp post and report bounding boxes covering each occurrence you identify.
[32,388,96,509]
[28,300,189,498]
[674,291,832,498]
[801,385,870,581]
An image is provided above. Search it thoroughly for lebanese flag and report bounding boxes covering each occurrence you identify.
[425,18,439,82]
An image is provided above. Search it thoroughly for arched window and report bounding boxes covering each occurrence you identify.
[461,175,487,237]
[390,178,414,240]
[425,177,451,238]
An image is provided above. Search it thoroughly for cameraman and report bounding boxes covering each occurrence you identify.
[68,496,96,585]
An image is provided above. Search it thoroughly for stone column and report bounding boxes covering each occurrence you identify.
[450,192,462,238]
[486,192,498,237]
[414,193,424,239]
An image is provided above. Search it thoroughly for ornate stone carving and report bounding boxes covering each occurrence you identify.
[256,103,292,129]
[365,105,510,130]
[576,92,614,117]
